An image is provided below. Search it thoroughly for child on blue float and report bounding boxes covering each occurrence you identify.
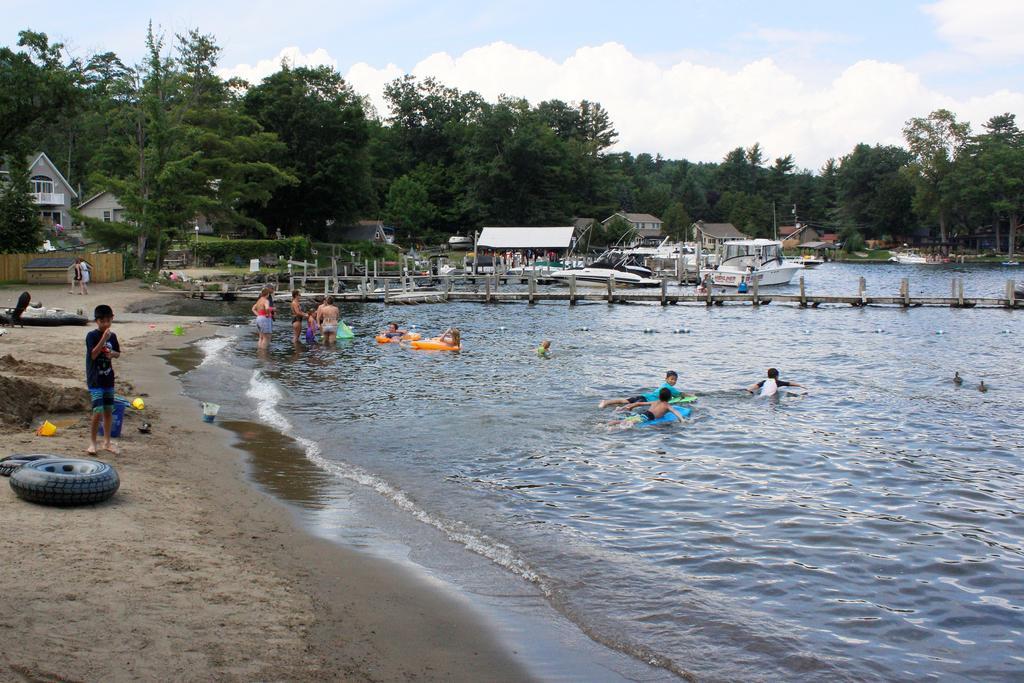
[599,370,690,409]
[85,304,120,455]
[619,387,686,425]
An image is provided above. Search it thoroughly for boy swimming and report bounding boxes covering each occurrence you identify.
[746,367,804,397]
[617,387,686,426]
[599,370,690,408]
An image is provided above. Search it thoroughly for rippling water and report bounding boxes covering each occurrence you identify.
[170,263,1024,681]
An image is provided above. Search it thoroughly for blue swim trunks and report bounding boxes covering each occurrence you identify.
[89,387,115,413]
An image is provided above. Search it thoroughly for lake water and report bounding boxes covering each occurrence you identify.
[165,263,1024,681]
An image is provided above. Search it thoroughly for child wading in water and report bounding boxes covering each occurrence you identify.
[85,304,120,454]
[746,367,804,397]
[536,340,551,358]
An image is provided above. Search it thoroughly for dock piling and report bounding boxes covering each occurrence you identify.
[660,278,668,306]
[858,277,866,305]
[799,276,806,307]
[901,278,910,307]
[569,275,577,306]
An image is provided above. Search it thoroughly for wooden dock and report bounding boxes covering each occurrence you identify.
[181,275,1023,310]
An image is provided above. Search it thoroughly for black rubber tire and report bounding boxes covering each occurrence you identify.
[9,458,119,506]
[0,454,57,477]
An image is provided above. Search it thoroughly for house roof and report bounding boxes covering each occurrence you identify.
[77,190,120,210]
[801,241,839,250]
[336,225,384,241]
[477,227,575,249]
[696,222,749,239]
[603,212,662,224]
[26,257,76,269]
[779,225,798,236]
[30,152,78,199]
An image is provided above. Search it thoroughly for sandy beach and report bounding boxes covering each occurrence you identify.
[0,282,531,681]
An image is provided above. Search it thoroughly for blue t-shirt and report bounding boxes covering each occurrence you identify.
[85,329,119,388]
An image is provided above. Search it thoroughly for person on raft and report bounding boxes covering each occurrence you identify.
[381,322,408,340]
[746,367,804,397]
[437,327,461,347]
[619,387,687,425]
[599,370,690,409]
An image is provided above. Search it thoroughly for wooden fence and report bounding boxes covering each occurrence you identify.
[0,253,124,283]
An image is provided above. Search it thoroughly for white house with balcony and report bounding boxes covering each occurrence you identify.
[26,152,77,231]
[1,152,78,233]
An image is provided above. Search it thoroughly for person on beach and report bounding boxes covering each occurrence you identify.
[317,296,340,345]
[536,340,551,358]
[86,304,120,455]
[381,322,407,340]
[746,367,804,397]
[304,308,319,345]
[79,258,91,295]
[290,290,303,344]
[616,387,687,426]
[599,370,690,409]
[252,287,274,350]
[70,257,81,294]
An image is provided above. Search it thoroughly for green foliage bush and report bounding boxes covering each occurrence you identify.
[197,236,311,263]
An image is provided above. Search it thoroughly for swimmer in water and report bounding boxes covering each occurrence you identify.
[536,340,551,358]
[599,370,690,409]
[617,387,686,426]
[381,322,407,340]
[746,367,804,397]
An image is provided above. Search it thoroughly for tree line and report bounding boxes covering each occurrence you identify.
[1,27,1022,263]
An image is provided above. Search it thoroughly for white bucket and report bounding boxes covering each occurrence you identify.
[201,402,220,423]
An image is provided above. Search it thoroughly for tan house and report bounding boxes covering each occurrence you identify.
[77,190,128,224]
[693,221,749,251]
[602,212,663,239]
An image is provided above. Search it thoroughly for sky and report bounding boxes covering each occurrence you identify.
[3,0,1023,168]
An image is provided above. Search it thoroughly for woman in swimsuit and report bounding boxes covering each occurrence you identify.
[317,296,339,346]
[290,290,303,344]
[438,327,460,347]
[70,257,81,294]
[251,287,274,350]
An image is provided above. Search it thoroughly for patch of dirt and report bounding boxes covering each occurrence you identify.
[0,354,77,379]
[0,375,89,428]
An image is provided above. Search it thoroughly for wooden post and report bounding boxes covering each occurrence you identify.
[660,277,667,306]
[485,274,491,303]
[901,278,909,307]
[1008,279,1016,308]
[705,281,712,306]
[799,276,806,307]
[569,274,577,306]
[958,278,964,307]
[324,277,329,294]
[373,260,378,279]
[528,272,536,304]
[607,274,615,304]
[751,274,759,305]
[383,278,389,303]
[361,276,368,302]
[858,276,866,305]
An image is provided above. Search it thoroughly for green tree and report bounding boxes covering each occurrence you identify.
[957,114,1024,256]
[662,201,692,241]
[836,144,915,240]
[245,64,372,237]
[902,109,971,244]
[0,161,42,252]
[384,172,436,240]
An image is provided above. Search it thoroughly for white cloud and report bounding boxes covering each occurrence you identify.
[220,46,338,84]
[227,41,1024,167]
[922,0,1024,59]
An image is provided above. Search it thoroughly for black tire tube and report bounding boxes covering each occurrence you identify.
[0,454,56,477]
[9,458,119,506]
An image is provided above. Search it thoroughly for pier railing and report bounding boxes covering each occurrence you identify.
[182,274,1023,310]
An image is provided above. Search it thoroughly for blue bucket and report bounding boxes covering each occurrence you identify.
[98,401,126,438]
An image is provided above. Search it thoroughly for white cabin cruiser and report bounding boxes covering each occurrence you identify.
[888,250,928,264]
[550,251,661,288]
[703,239,802,287]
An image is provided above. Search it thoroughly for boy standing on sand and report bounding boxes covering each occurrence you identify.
[86,304,120,454]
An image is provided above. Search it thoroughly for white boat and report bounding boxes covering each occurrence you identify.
[505,260,565,280]
[794,254,824,268]
[447,235,473,250]
[702,239,803,287]
[550,251,661,288]
[888,250,926,264]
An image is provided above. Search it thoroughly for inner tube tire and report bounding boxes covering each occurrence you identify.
[0,454,57,477]
[10,458,120,506]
